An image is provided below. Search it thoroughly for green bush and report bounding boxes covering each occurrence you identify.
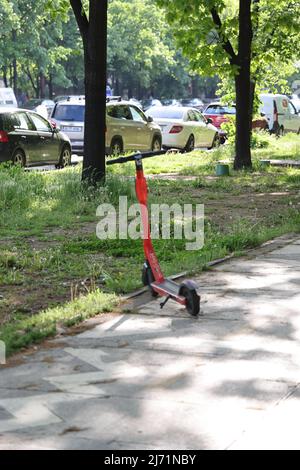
[251,130,271,149]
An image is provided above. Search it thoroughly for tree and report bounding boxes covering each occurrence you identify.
[0,1,74,99]
[68,0,107,184]
[107,0,177,98]
[158,0,300,169]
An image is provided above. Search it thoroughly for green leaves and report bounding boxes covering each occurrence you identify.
[107,0,178,88]
[158,0,300,94]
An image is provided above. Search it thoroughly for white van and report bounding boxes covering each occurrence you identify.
[259,94,300,135]
[0,88,18,108]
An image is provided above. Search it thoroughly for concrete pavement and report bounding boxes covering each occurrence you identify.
[0,235,300,450]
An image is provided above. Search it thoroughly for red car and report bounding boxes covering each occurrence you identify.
[203,102,268,130]
[203,103,236,129]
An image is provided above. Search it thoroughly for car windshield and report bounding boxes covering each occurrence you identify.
[147,108,184,119]
[23,99,42,108]
[207,106,236,115]
[53,104,85,121]
[142,100,152,107]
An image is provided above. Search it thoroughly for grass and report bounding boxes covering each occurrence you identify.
[1,290,118,356]
[1,133,300,355]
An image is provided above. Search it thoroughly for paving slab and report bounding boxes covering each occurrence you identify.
[0,236,300,449]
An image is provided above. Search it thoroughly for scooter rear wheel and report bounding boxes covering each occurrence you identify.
[180,286,200,316]
[142,262,158,297]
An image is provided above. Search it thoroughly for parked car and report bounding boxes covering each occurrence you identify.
[129,98,143,109]
[51,98,85,154]
[106,101,162,154]
[291,94,300,113]
[141,98,162,111]
[203,103,236,129]
[259,94,300,135]
[23,99,55,118]
[180,98,204,111]
[0,88,18,108]
[145,106,220,152]
[51,97,162,155]
[161,99,182,107]
[204,102,269,132]
[0,108,72,167]
[54,95,85,103]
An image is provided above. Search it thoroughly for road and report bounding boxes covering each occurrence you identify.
[26,154,83,172]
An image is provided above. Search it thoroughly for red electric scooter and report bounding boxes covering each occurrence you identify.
[107,150,200,316]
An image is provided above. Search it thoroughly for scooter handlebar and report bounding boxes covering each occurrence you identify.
[106,150,167,165]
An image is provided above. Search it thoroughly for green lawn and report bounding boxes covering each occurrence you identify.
[1,133,300,355]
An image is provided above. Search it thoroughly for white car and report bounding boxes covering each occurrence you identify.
[291,94,300,113]
[259,94,300,135]
[0,88,18,108]
[146,106,220,151]
[23,99,55,119]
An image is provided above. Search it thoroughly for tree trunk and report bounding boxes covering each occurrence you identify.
[48,73,53,99]
[234,0,253,170]
[9,65,13,88]
[2,67,8,87]
[36,76,40,98]
[115,77,120,96]
[12,59,18,96]
[250,79,256,124]
[39,73,46,98]
[12,30,18,95]
[26,69,38,97]
[191,77,199,98]
[40,73,46,98]
[70,0,107,185]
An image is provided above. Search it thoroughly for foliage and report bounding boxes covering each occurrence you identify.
[157,0,300,101]
[0,0,81,97]
[0,0,220,99]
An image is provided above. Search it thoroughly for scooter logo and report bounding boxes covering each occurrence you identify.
[96,196,204,251]
[0,341,6,365]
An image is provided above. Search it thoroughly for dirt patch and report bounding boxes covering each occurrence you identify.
[188,190,300,230]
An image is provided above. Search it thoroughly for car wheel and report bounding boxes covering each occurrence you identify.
[12,149,26,167]
[110,138,123,156]
[58,145,72,168]
[151,135,162,151]
[208,133,220,150]
[271,121,280,135]
[184,135,195,153]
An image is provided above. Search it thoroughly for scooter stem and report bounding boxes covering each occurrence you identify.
[135,158,164,283]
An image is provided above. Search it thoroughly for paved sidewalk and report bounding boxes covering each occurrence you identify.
[0,235,300,450]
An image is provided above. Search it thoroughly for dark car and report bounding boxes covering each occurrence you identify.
[0,108,72,167]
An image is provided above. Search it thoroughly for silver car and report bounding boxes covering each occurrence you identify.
[51,97,162,155]
[106,100,162,155]
[50,97,85,154]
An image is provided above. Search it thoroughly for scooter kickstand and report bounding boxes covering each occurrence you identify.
[160,295,171,309]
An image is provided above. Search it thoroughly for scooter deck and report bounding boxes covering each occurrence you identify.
[151,279,186,305]
[152,279,179,295]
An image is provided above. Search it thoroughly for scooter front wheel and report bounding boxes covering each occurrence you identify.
[180,286,200,316]
[142,262,158,297]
